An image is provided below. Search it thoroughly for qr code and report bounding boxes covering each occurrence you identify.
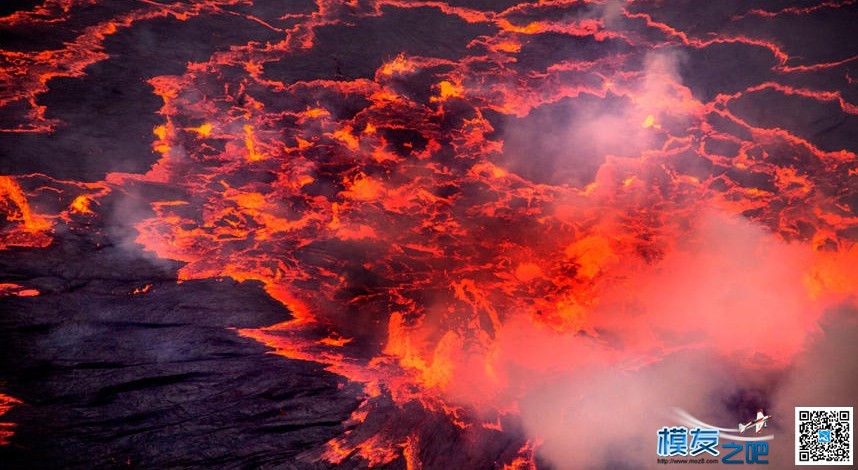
[795,407,853,465]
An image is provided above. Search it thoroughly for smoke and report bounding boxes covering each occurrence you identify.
[496,46,692,187]
[427,208,851,468]
[419,32,857,466]
[767,304,858,467]
[596,209,820,364]
[774,304,858,410]
[517,349,738,469]
[100,171,191,274]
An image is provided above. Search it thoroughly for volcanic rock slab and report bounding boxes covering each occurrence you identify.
[0,234,361,469]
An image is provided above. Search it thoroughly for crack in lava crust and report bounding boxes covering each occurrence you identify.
[1,0,858,467]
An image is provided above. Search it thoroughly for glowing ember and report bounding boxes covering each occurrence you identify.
[0,283,39,297]
[0,176,52,249]
[0,393,21,446]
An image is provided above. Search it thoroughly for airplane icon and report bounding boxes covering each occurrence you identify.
[739,410,771,434]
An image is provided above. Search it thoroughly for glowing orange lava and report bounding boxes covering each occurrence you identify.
[0,393,21,446]
[1,0,857,466]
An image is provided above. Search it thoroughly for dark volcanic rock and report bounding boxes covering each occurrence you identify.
[262,6,496,84]
[0,235,361,469]
[0,11,282,181]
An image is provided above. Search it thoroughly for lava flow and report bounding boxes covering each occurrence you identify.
[1,0,857,468]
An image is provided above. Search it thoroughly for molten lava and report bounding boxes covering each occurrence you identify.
[1,0,857,467]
